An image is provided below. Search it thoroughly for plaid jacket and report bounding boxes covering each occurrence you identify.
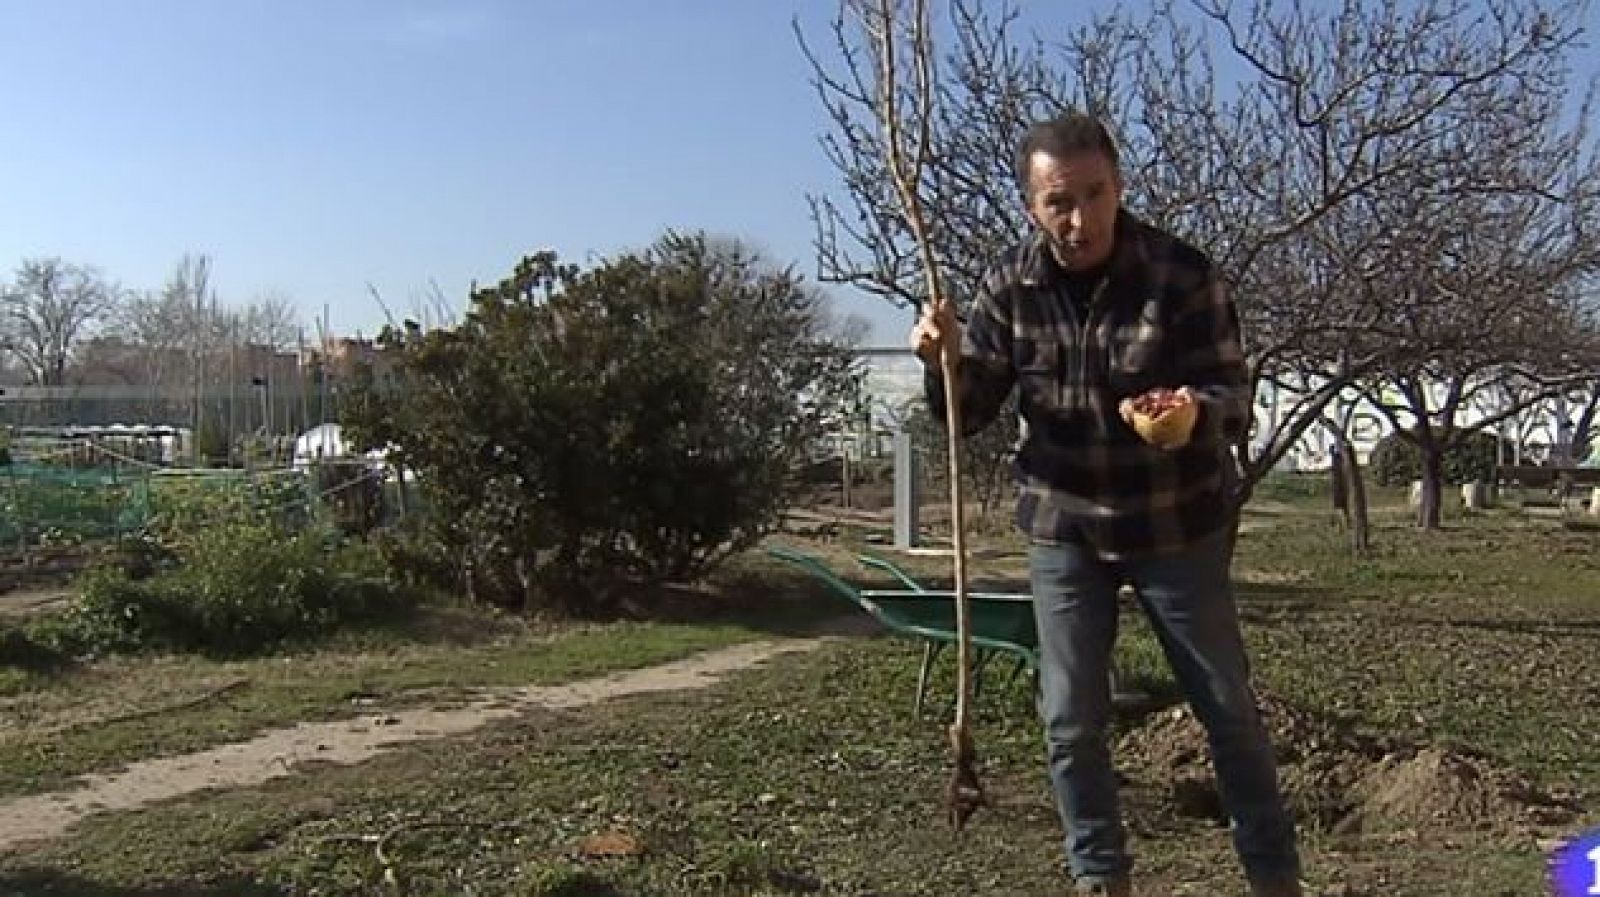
[925,210,1250,558]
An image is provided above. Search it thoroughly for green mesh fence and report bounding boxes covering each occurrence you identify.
[0,464,156,547]
[0,463,342,551]
[0,429,401,553]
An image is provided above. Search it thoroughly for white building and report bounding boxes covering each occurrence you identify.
[849,348,1595,471]
[1247,376,1593,472]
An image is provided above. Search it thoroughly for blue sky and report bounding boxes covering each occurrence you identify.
[1,1,1595,349]
[1,1,898,341]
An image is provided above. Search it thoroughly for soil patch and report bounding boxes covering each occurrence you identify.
[0,587,74,619]
[1116,692,1583,837]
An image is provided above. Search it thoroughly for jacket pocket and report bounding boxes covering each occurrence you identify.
[1016,340,1062,409]
[1108,320,1166,397]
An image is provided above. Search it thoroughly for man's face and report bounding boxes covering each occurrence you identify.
[1024,149,1122,271]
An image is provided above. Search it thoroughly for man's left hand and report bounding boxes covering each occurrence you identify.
[1120,386,1200,450]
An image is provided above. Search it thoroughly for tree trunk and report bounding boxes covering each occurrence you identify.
[1340,439,1371,554]
[1573,388,1598,464]
[393,465,409,518]
[1330,443,1350,527]
[841,444,852,509]
[1417,442,1446,529]
[1223,449,1249,568]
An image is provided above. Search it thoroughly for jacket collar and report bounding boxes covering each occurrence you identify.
[1018,209,1151,294]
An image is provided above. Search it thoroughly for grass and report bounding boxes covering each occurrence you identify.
[1,479,1597,894]
[0,552,841,799]
[0,616,767,798]
[1235,501,1600,791]
[0,640,1086,896]
[3,634,1584,895]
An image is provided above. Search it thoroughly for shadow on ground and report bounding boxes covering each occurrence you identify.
[0,628,71,675]
[0,869,282,897]
[1405,615,1600,640]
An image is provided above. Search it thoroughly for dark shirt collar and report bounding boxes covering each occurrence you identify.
[1019,209,1150,294]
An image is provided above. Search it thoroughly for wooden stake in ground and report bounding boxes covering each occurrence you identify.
[864,0,984,830]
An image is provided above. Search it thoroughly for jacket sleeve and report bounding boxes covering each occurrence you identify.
[923,275,1017,437]
[1174,274,1252,445]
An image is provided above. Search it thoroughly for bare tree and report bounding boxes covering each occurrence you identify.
[112,255,307,422]
[802,0,1598,539]
[1567,381,1600,464]
[1350,101,1600,526]
[115,286,197,387]
[0,258,118,385]
[237,290,300,350]
[906,397,1020,522]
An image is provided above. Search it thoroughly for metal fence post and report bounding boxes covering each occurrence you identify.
[893,428,919,549]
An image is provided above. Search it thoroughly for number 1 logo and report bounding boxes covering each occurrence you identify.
[1551,828,1600,897]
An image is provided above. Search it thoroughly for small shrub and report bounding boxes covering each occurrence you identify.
[146,472,314,552]
[1369,428,1502,487]
[1252,471,1328,503]
[101,533,177,580]
[0,620,66,673]
[371,518,460,594]
[43,523,413,658]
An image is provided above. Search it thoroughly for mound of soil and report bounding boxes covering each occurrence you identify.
[1354,747,1579,833]
[1115,693,1581,836]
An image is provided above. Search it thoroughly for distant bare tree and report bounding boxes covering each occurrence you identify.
[114,253,301,374]
[1350,102,1600,525]
[237,291,300,350]
[102,254,218,398]
[115,287,195,387]
[0,258,119,385]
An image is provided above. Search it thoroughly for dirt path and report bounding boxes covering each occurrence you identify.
[0,637,829,852]
[0,587,74,619]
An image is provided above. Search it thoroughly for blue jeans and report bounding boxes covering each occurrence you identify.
[1029,532,1300,885]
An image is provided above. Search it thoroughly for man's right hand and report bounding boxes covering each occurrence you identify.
[909,298,962,369]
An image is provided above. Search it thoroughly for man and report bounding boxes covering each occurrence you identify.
[910,113,1302,897]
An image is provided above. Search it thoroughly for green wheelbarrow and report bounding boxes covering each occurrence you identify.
[766,544,1039,715]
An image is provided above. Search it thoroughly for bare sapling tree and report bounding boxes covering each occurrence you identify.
[804,0,986,830]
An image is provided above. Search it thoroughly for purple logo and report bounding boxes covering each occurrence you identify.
[1551,827,1600,897]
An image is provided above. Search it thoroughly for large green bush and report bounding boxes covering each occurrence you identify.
[341,235,861,615]
[1369,427,1502,486]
